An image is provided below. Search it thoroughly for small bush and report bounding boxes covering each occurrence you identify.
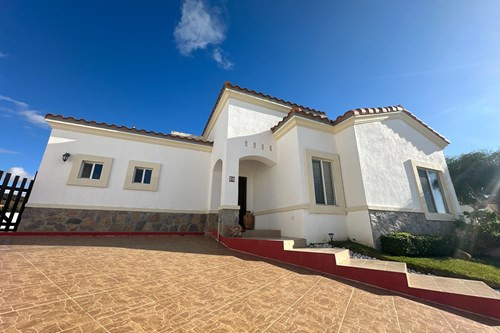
[380,232,457,257]
[455,210,500,256]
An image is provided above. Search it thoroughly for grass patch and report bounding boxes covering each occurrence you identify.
[333,240,500,289]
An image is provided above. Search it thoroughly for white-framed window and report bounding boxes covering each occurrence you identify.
[133,167,153,184]
[409,160,455,220]
[312,159,336,206]
[305,150,346,214]
[79,161,104,180]
[417,168,448,214]
[124,160,161,191]
[67,154,113,188]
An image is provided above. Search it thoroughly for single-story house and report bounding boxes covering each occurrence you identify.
[21,82,461,247]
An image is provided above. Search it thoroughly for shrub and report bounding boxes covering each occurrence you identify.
[380,232,457,257]
[455,210,500,256]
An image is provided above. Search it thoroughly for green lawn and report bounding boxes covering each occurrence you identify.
[333,240,500,289]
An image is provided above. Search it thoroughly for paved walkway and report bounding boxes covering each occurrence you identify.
[0,236,498,332]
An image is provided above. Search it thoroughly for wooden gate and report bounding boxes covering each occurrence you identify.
[0,170,36,232]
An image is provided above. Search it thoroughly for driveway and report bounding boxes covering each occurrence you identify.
[0,235,498,332]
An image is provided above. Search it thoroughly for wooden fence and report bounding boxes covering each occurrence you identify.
[0,170,36,232]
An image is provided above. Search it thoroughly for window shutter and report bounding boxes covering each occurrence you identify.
[312,160,325,204]
[322,160,336,205]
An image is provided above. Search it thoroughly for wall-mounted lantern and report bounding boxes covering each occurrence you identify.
[229,176,235,182]
[62,152,71,162]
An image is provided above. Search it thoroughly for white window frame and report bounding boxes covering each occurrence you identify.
[409,160,456,221]
[132,167,153,184]
[78,161,104,180]
[124,160,161,191]
[305,149,346,214]
[312,158,336,206]
[67,154,113,188]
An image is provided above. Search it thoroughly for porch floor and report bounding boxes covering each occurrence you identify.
[0,235,498,332]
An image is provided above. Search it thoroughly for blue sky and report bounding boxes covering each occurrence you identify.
[1,0,499,178]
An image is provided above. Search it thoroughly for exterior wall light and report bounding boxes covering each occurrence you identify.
[62,152,71,162]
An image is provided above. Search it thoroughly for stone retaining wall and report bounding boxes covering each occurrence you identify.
[369,210,455,249]
[19,207,218,233]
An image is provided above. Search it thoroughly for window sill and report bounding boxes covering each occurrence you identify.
[67,178,109,188]
[424,212,455,221]
[123,183,158,192]
[309,204,346,215]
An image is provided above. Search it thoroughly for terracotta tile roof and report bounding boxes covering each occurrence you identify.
[272,105,449,144]
[45,114,213,146]
[270,106,333,132]
[202,82,326,137]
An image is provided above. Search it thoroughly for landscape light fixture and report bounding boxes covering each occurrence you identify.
[328,233,335,248]
[62,152,71,162]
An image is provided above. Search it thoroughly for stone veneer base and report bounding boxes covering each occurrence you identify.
[19,207,218,233]
[369,210,455,248]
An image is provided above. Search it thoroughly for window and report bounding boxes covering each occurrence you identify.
[79,162,103,180]
[306,150,346,214]
[67,154,113,188]
[133,167,152,184]
[124,160,161,191]
[312,159,336,205]
[417,168,448,214]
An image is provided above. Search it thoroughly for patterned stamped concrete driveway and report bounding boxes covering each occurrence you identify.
[0,236,498,333]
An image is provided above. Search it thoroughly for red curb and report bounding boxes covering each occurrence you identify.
[211,231,500,320]
[0,232,205,237]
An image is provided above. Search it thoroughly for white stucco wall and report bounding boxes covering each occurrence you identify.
[227,98,286,138]
[251,124,351,242]
[255,209,306,239]
[30,128,212,211]
[346,210,374,247]
[354,118,460,215]
[335,126,367,208]
[252,127,303,212]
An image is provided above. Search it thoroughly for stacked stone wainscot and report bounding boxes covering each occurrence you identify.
[19,207,218,233]
[369,210,455,249]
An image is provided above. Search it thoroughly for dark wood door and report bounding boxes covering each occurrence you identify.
[238,177,247,228]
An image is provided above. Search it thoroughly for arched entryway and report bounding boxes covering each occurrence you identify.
[238,156,274,229]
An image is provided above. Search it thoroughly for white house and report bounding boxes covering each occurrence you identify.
[21,82,461,248]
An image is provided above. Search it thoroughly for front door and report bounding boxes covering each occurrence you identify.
[238,176,247,228]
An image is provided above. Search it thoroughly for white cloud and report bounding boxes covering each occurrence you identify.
[19,110,47,127]
[0,95,28,108]
[0,148,19,155]
[0,95,48,128]
[174,0,233,70]
[212,47,233,70]
[7,167,33,180]
[0,52,7,58]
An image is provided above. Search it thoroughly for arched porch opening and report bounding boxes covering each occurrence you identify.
[237,157,273,228]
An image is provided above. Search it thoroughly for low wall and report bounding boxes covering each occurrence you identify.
[19,207,218,233]
[212,231,500,320]
[369,210,455,249]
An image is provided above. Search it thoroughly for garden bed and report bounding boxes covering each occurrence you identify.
[333,240,500,289]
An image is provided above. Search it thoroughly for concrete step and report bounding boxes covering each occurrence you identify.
[339,258,407,273]
[242,229,281,238]
[407,273,500,299]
